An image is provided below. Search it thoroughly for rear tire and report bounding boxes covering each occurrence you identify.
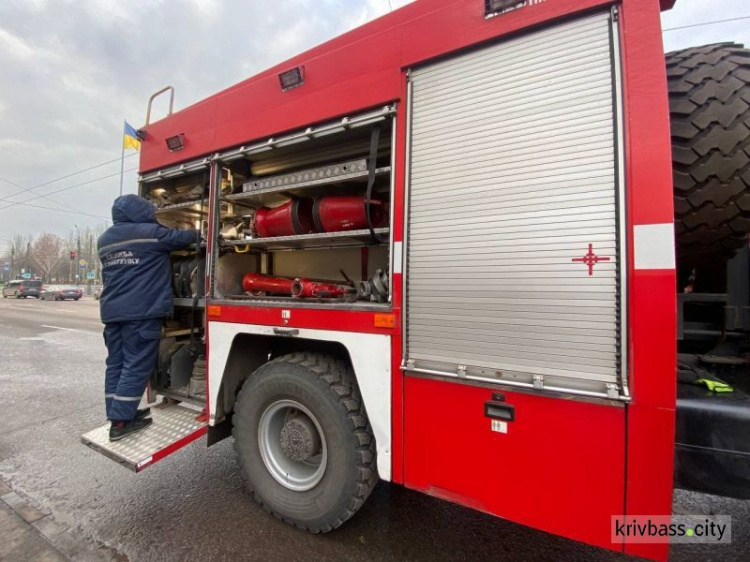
[668,43,750,267]
[233,352,377,532]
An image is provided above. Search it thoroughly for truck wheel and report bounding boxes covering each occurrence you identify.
[233,352,377,532]
[668,43,750,267]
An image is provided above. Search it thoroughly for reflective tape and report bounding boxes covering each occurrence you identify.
[113,395,142,402]
[98,239,159,255]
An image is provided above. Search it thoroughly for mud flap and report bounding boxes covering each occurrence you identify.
[81,403,207,472]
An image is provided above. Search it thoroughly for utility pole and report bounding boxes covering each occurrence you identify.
[10,248,14,280]
[76,226,81,287]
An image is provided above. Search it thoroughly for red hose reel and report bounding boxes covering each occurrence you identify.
[254,195,387,238]
[254,198,316,238]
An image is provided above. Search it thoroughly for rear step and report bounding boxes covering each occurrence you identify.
[81,403,207,472]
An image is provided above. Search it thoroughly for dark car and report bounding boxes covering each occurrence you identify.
[41,285,83,301]
[2,279,44,298]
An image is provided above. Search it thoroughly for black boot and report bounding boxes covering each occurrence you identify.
[109,417,153,442]
[135,408,151,420]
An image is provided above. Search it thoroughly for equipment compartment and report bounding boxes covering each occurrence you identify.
[211,107,395,308]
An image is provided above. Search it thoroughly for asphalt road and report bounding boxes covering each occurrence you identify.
[0,297,747,561]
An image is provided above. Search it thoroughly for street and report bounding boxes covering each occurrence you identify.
[0,297,747,561]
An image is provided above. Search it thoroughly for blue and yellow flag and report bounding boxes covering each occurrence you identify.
[123,121,141,151]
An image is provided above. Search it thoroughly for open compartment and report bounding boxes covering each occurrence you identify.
[136,167,211,407]
[210,106,395,309]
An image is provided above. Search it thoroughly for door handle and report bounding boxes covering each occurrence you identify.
[273,327,299,336]
[484,401,515,422]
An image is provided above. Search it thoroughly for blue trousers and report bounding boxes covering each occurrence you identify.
[103,318,162,421]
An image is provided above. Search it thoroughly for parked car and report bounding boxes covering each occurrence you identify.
[41,285,83,301]
[2,279,43,298]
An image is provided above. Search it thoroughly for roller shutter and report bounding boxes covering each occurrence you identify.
[405,11,624,398]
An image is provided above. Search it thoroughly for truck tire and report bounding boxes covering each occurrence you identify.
[668,43,750,266]
[233,352,377,532]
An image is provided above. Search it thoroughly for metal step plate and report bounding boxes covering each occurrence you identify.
[81,404,207,472]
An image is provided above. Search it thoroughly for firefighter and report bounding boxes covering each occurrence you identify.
[98,194,199,441]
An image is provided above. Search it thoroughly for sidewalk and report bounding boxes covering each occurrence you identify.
[0,478,118,562]
[0,480,68,561]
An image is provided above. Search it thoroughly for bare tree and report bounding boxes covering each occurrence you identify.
[31,233,64,282]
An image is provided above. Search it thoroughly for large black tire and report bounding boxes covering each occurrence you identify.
[233,352,377,532]
[668,43,750,267]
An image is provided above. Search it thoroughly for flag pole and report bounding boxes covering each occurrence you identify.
[118,119,125,197]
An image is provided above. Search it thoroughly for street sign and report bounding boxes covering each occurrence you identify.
[86,272,96,280]
[79,259,87,267]
[79,264,87,269]
[22,272,31,279]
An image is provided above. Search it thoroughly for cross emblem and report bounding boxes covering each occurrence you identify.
[572,244,610,276]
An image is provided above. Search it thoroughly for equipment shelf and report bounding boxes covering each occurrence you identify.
[224,165,391,209]
[173,298,206,308]
[156,199,249,217]
[221,228,389,252]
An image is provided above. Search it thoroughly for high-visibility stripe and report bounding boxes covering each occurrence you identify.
[113,395,142,402]
[98,238,158,255]
[105,393,115,398]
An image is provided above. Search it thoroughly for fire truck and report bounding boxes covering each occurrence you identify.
[82,0,750,559]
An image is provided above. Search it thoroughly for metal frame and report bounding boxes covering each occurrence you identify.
[611,6,630,400]
[400,10,627,402]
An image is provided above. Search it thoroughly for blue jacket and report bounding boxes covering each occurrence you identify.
[98,195,199,324]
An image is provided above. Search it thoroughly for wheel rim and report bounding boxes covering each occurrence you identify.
[258,399,327,492]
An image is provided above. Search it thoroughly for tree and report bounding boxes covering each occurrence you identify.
[31,233,64,282]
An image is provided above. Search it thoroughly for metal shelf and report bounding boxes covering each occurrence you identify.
[155,200,208,216]
[225,163,391,208]
[173,298,205,308]
[156,199,248,217]
[221,228,389,251]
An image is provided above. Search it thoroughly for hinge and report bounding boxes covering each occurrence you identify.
[606,383,619,399]
[405,359,415,370]
[611,5,619,22]
[532,375,544,390]
[457,364,467,379]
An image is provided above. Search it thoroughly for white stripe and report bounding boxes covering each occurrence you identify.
[113,395,142,402]
[634,223,675,270]
[41,325,77,332]
[98,238,158,255]
[105,393,115,398]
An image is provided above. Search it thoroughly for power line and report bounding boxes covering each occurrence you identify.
[0,171,95,215]
[663,15,750,32]
[387,0,393,11]
[8,201,109,220]
[0,152,138,204]
[0,167,138,212]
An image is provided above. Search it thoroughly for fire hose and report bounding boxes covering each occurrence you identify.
[242,273,356,300]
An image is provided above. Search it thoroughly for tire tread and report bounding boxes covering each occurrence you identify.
[667,43,750,265]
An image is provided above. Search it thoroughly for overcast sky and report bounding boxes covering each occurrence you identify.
[0,0,748,253]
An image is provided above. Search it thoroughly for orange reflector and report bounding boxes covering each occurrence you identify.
[374,313,395,328]
[207,305,222,317]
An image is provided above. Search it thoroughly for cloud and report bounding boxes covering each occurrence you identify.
[0,0,746,250]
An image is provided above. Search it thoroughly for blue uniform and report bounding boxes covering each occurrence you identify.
[98,195,198,421]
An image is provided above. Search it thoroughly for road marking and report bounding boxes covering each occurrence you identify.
[40,325,78,332]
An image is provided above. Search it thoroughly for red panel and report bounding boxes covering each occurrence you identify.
[404,377,626,552]
[620,1,676,560]
[209,303,400,336]
[623,406,675,561]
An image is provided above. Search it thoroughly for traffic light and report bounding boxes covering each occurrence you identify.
[70,251,76,261]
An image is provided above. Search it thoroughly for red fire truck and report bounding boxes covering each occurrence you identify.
[82,1,750,560]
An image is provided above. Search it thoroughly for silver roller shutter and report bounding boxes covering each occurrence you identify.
[405,11,625,399]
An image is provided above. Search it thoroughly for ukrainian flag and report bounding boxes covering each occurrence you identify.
[123,121,141,151]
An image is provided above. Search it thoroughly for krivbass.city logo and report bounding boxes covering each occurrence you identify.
[612,515,732,544]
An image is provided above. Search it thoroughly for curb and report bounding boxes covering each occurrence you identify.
[0,478,122,562]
